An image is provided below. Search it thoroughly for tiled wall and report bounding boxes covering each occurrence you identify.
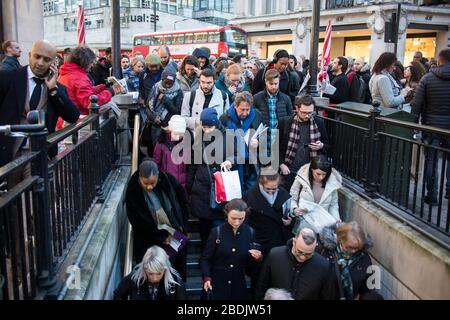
[371,257,420,300]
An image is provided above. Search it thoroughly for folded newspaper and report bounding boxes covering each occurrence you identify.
[244,123,268,146]
[296,198,337,233]
[107,76,128,94]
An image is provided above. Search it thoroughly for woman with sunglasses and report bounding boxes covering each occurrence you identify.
[114,245,186,300]
[245,172,292,258]
[318,221,379,300]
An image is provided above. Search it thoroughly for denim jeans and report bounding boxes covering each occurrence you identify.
[424,133,450,199]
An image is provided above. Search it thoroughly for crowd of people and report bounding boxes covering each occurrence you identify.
[1,37,449,300]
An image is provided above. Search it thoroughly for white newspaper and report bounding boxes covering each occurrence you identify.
[321,82,336,96]
[107,76,128,94]
[244,123,268,146]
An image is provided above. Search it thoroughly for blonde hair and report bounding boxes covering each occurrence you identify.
[130,246,180,294]
[226,63,243,77]
[336,221,367,251]
[130,57,144,68]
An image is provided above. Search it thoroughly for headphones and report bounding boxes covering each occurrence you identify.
[272,49,288,64]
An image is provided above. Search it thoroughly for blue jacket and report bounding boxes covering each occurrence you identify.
[0,56,21,71]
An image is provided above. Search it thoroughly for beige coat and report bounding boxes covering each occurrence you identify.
[289,163,342,221]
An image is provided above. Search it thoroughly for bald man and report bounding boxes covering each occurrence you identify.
[157,45,179,72]
[0,40,80,167]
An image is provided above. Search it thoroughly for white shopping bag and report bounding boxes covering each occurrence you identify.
[213,168,242,203]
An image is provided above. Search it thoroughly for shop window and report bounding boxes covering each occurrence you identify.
[404,36,436,65]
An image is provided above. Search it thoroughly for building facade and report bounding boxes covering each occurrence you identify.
[1,0,45,65]
[42,0,234,51]
[231,0,450,65]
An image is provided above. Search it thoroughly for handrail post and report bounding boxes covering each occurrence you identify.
[364,101,381,198]
[30,125,59,298]
[89,95,104,197]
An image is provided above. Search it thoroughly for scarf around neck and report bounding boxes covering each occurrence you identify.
[259,183,279,206]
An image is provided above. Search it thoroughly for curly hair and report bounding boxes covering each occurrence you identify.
[69,47,97,70]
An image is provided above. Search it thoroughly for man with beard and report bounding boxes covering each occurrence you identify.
[181,68,229,132]
[0,40,22,71]
[0,40,80,168]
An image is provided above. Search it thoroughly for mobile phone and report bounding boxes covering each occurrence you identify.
[46,69,54,82]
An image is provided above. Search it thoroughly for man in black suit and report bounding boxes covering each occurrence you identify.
[0,39,80,168]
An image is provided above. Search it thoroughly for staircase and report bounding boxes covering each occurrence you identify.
[185,218,203,300]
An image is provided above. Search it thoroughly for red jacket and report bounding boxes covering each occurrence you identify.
[58,62,112,115]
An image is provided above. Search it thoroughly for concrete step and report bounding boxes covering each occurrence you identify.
[187,218,200,233]
[187,238,202,255]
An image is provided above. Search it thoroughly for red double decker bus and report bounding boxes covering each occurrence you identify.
[132,25,248,59]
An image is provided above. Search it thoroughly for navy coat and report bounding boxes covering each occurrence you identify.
[200,223,260,300]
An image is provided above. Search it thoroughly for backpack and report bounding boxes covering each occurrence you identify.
[188,89,228,115]
[349,73,367,103]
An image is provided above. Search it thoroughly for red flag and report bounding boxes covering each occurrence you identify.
[77,5,86,47]
[320,20,332,81]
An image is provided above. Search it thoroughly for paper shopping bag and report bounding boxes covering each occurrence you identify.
[213,169,242,203]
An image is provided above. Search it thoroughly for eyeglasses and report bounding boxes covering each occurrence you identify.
[293,247,315,258]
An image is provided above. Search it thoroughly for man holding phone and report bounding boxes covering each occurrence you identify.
[0,39,80,168]
[278,95,329,190]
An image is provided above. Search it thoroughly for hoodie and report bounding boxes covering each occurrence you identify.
[412,63,450,129]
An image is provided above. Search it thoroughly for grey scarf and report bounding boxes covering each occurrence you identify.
[259,183,279,206]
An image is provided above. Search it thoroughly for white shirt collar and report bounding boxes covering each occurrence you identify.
[27,66,41,81]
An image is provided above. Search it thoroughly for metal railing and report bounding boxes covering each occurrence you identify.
[0,96,118,300]
[316,104,450,242]
[123,114,140,277]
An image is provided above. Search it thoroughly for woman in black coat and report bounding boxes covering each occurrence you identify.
[200,199,262,300]
[318,221,379,300]
[125,160,189,280]
[244,173,292,257]
[114,246,186,300]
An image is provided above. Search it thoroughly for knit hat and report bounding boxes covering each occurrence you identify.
[168,115,186,136]
[192,47,210,60]
[161,68,176,82]
[145,53,161,67]
[200,108,219,127]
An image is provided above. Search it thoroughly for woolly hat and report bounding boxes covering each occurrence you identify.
[145,53,161,67]
[161,68,177,81]
[200,108,219,127]
[168,115,187,136]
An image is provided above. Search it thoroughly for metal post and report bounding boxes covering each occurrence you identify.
[364,101,381,198]
[394,3,401,56]
[89,96,104,197]
[111,0,121,79]
[307,0,320,97]
[153,0,157,32]
[30,125,59,298]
